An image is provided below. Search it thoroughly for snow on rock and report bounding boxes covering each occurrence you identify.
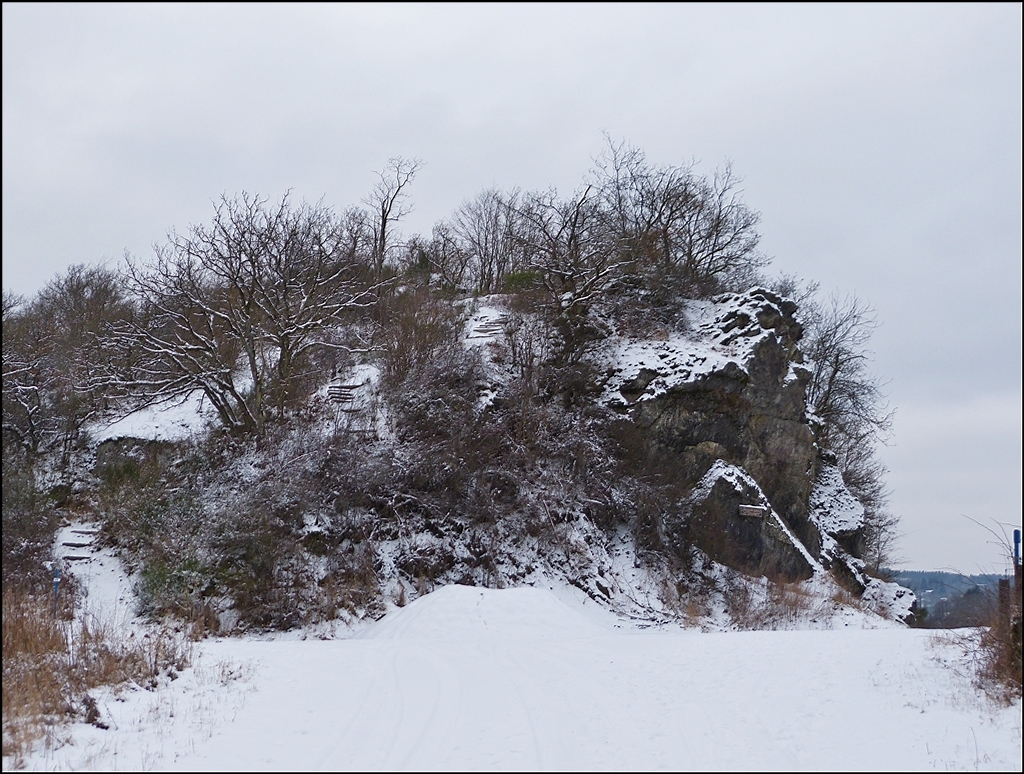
[863,577,918,623]
[690,458,751,501]
[688,460,825,578]
[809,461,866,536]
[601,288,806,407]
[817,529,918,623]
[809,463,917,620]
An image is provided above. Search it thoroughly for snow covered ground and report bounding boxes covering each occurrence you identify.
[12,536,1022,772]
[89,392,215,445]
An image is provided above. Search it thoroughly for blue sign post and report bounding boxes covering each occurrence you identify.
[52,562,61,618]
[1014,529,1022,596]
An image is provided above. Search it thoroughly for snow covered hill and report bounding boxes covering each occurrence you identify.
[22,287,1015,771]
[73,288,916,636]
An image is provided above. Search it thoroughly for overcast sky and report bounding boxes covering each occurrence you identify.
[3,3,1021,572]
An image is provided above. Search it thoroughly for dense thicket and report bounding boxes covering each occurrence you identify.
[2,141,898,626]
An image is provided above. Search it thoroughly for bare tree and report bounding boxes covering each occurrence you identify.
[337,205,375,265]
[2,289,24,321]
[246,197,379,414]
[834,422,901,575]
[673,163,764,291]
[448,188,525,294]
[1,291,42,457]
[590,137,766,298]
[426,221,473,292]
[517,187,624,368]
[105,193,379,434]
[802,292,898,572]
[804,294,893,451]
[2,266,132,472]
[590,135,695,270]
[364,157,422,278]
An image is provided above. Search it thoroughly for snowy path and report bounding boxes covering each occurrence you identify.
[16,579,1021,771]
[163,619,1019,771]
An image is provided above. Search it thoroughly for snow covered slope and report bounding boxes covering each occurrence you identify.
[358,584,613,641]
[15,573,1021,772]
[89,391,216,444]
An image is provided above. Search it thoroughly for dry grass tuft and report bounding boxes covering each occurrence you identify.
[726,579,820,629]
[726,577,877,630]
[2,587,191,767]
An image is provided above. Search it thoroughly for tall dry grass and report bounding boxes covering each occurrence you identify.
[2,586,190,767]
[977,580,1022,701]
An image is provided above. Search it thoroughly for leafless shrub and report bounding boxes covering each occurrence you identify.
[377,287,466,387]
[977,602,1022,701]
[952,521,1023,701]
[724,575,824,630]
[657,573,714,626]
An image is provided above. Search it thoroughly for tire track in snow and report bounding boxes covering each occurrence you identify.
[313,644,391,771]
[394,647,464,770]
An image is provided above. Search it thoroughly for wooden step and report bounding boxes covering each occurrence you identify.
[327,384,361,404]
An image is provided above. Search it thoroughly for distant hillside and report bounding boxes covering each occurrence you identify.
[893,570,1006,627]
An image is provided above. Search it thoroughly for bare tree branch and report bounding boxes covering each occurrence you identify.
[364,157,423,279]
[99,193,379,433]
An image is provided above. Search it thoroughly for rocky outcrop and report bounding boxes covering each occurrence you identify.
[809,460,866,561]
[604,288,828,580]
[675,461,815,582]
[806,459,917,622]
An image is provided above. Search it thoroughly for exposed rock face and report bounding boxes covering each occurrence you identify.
[674,461,815,581]
[807,461,917,621]
[809,461,866,560]
[604,288,827,579]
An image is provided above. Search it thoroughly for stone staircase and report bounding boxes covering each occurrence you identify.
[59,525,101,563]
[53,521,138,622]
[467,313,508,341]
